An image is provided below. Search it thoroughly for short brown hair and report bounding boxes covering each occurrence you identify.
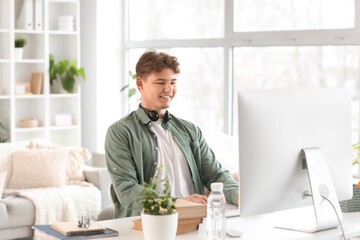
[136,50,180,79]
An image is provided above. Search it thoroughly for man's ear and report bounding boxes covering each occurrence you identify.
[136,77,143,90]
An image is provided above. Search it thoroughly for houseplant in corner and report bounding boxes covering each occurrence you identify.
[141,168,177,240]
[49,54,85,93]
[14,37,27,60]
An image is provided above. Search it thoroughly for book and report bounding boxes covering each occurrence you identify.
[32,224,118,240]
[175,199,207,219]
[51,221,106,236]
[132,217,202,235]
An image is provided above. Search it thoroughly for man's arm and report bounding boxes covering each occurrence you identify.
[105,125,158,214]
[196,128,239,205]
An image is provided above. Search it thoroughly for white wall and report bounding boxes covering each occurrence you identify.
[81,0,123,154]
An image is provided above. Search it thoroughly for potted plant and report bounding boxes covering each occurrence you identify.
[141,169,178,240]
[0,122,8,143]
[49,54,85,93]
[14,37,27,60]
[353,142,360,178]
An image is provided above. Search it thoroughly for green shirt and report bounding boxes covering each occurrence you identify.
[105,107,238,218]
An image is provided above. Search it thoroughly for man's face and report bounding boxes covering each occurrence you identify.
[136,68,177,117]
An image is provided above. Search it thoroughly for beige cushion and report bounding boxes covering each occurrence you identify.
[8,149,68,189]
[29,142,90,184]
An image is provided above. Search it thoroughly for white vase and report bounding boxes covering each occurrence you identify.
[141,212,178,240]
[14,48,23,60]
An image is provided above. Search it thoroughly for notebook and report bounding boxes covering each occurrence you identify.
[0,171,7,199]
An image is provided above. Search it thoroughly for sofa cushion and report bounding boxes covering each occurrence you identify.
[0,196,35,229]
[29,142,90,184]
[8,149,68,189]
[0,143,28,188]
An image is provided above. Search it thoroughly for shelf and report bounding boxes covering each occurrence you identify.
[49,0,79,3]
[14,30,45,34]
[14,59,45,63]
[50,125,79,131]
[50,93,79,98]
[15,94,45,99]
[0,29,10,33]
[0,96,10,100]
[15,127,46,133]
[0,59,10,63]
[49,30,78,35]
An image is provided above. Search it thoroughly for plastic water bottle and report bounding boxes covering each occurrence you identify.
[207,182,226,240]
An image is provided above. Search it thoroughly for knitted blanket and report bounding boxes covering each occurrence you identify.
[5,184,101,224]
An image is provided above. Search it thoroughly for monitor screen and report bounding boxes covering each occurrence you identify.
[237,88,353,217]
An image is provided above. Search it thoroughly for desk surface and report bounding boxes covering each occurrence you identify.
[93,212,360,240]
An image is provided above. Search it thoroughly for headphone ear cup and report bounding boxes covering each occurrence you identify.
[148,111,159,121]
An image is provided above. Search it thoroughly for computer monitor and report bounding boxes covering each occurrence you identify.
[237,88,353,233]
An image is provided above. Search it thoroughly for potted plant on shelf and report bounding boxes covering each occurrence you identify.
[49,54,85,93]
[141,168,178,240]
[0,122,8,143]
[14,37,27,60]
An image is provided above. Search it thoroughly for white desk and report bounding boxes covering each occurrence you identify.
[94,212,360,240]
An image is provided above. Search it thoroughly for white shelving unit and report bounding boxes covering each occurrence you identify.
[0,0,81,147]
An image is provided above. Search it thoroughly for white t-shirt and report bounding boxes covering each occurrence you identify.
[151,119,195,198]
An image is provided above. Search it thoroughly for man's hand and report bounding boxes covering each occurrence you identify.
[237,196,239,206]
[181,194,208,204]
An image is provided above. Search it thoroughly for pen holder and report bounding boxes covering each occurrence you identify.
[339,184,360,212]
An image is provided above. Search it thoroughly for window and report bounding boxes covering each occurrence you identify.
[124,0,360,140]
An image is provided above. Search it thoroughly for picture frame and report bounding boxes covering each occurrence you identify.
[15,83,32,95]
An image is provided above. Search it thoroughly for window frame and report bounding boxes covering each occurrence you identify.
[122,0,360,135]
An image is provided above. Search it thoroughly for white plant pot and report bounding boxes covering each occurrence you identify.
[141,212,178,240]
[14,48,23,60]
[50,78,67,94]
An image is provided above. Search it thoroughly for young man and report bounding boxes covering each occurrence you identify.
[105,50,238,218]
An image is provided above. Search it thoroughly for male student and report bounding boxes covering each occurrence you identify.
[105,50,238,218]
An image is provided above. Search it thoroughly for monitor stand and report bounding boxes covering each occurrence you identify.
[275,147,343,233]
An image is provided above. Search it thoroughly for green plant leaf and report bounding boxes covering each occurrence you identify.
[78,68,85,81]
[128,88,136,97]
[62,74,75,93]
[120,84,130,92]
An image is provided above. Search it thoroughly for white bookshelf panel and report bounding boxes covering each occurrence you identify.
[49,34,77,61]
[15,130,46,142]
[0,99,10,142]
[49,97,78,127]
[14,33,45,59]
[0,63,10,95]
[15,98,45,128]
[48,1,77,31]
[0,32,10,59]
[50,128,79,147]
[0,0,10,29]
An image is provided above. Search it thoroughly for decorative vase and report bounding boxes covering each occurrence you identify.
[141,212,178,240]
[50,78,67,94]
[14,48,23,60]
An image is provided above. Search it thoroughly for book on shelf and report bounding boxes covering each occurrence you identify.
[132,217,203,235]
[32,224,118,240]
[175,199,207,219]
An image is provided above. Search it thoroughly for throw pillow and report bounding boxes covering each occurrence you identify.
[29,142,90,184]
[8,149,68,189]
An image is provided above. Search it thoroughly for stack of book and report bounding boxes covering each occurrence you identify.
[133,199,207,235]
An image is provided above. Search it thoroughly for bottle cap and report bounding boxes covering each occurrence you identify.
[210,182,223,191]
